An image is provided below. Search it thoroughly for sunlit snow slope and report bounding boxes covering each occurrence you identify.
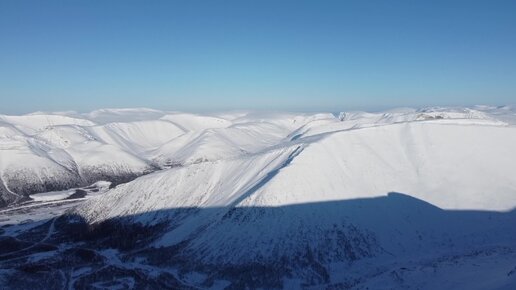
[2,105,516,288]
[76,106,516,218]
[74,111,516,257]
[2,106,515,209]
[0,109,329,206]
[66,106,516,288]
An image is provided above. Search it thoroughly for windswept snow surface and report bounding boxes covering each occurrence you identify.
[1,106,516,289]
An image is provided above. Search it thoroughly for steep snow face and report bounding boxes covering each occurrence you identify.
[0,131,82,204]
[77,146,301,223]
[244,122,516,210]
[33,125,153,180]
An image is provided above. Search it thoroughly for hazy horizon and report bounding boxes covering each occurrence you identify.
[2,103,516,116]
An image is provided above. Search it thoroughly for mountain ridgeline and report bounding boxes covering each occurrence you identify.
[1,106,516,288]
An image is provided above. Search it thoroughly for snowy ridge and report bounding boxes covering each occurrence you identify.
[70,107,516,283]
[1,106,514,207]
[1,105,516,288]
[73,118,516,264]
[0,109,339,206]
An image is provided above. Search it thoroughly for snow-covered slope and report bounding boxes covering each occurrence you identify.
[259,121,516,210]
[1,106,514,209]
[70,109,516,287]
[0,109,328,206]
[2,106,516,288]
[88,120,185,154]
[77,112,516,221]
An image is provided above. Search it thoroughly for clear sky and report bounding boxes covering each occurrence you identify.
[1,0,515,113]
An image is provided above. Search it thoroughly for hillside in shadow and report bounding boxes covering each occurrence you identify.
[1,192,515,289]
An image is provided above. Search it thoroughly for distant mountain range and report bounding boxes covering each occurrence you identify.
[0,106,515,289]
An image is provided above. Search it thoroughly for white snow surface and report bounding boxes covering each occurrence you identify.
[2,105,515,208]
[74,106,516,219]
[71,110,516,265]
[2,105,516,288]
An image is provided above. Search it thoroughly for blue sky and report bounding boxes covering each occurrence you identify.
[1,0,515,113]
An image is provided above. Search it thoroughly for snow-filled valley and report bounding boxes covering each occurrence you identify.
[0,106,516,289]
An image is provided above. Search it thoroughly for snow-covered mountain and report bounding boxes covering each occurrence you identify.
[1,106,516,289]
[0,109,328,207]
[1,106,514,208]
